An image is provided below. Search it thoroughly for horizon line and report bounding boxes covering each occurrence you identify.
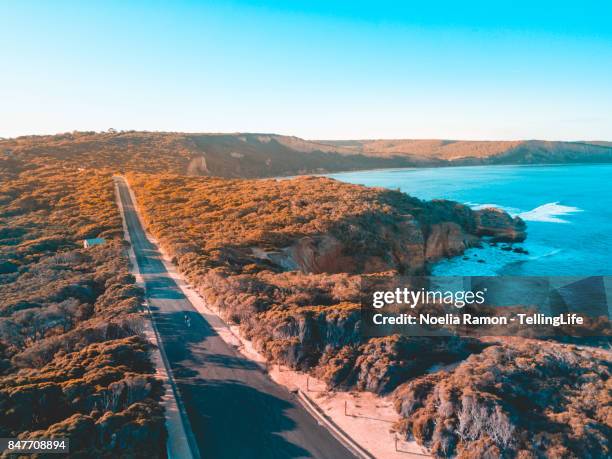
[1,129,611,144]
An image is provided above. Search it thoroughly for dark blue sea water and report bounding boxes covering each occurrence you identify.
[327,164,612,276]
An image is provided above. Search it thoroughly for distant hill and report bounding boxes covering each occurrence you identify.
[319,138,612,163]
[2,131,611,178]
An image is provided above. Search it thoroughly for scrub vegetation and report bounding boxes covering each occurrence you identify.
[126,172,496,385]
[2,131,611,179]
[1,132,610,458]
[127,171,610,458]
[394,339,611,458]
[0,157,165,458]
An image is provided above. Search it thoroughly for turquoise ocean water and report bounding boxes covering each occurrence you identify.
[327,164,612,276]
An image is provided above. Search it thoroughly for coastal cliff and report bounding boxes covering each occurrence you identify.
[127,173,526,373]
[126,172,611,458]
[280,205,525,274]
[127,173,525,277]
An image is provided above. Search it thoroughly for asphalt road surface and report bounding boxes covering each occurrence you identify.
[115,177,355,459]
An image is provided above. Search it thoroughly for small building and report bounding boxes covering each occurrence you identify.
[83,238,106,248]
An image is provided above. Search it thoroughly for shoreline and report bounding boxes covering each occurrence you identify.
[324,163,612,277]
[276,161,612,181]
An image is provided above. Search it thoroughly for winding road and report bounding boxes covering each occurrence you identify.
[114,177,355,459]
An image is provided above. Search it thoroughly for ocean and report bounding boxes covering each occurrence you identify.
[327,164,612,276]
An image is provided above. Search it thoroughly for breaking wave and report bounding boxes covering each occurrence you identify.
[528,248,562,260]
[466,202,522,215]
[518,202,582,224]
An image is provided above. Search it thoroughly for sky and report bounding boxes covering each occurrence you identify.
[1,1,611,140]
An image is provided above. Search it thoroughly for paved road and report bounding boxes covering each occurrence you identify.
[115,177,355,459]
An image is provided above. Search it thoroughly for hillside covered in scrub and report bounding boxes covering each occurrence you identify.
[125,172,610,457]
[2,135,610,458]
[2,131,612,178]
[127,173,525,277]
[0,157,166,457]
[394,338,611,458]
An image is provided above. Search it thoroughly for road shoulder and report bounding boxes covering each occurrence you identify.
[114,177,198,459]
[119,176,430,459]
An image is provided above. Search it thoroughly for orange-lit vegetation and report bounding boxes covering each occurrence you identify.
[128,172,610,457]
[0,131,433,178]
[394,339,611,458]
[1,131,195,175]
[127,172,501,377]
[0,158,165,457]
[126,173,525,276]
[2,130,610,458]
[3,131,611,180]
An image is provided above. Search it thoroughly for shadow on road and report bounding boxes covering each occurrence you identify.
[181,379,313,459]
[201,353,262,371]
[116,178,353,459]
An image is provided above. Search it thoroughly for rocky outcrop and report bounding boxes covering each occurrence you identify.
[424,222,480,261]
[131,173,528,281]
[285,220,426,275]
[474,208,526,242]
[243,302,362,370]
[277,205,525,275]
[287,235,350,273]
[315,335,489,394]
[393,341,612,458]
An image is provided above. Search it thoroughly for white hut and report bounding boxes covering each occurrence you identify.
[83,238,106,248]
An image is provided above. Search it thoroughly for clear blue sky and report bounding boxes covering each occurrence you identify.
[1,1,611,140]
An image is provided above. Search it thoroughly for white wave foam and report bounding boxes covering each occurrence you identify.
[466,202,522,215]
[518,202,582,224]
[469,203,502,210]
[432,240,563,276]
[528,248,562,260]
